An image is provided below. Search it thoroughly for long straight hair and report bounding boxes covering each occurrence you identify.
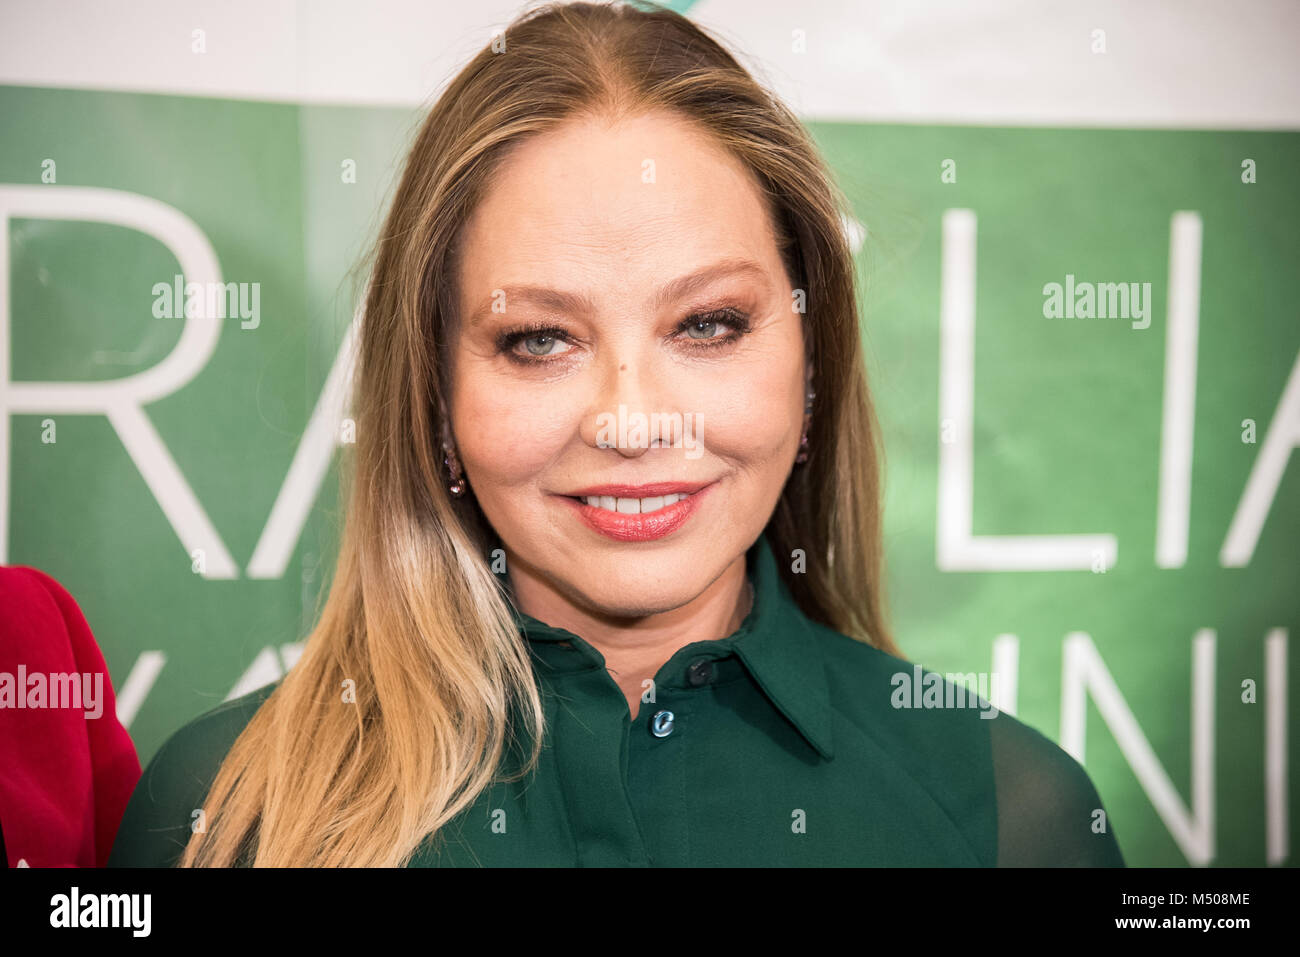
[182,0,899,867]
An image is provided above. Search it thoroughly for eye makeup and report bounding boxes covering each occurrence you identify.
[495,306,753,365]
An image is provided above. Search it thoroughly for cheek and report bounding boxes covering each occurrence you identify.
[682,354,803,472]
[451,373,577,493]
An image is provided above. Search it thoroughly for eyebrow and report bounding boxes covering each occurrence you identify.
[467,257,771,326]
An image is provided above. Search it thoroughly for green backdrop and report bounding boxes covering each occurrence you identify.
[2,84,1296,867]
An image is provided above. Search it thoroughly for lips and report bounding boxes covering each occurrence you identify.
[558,481,713,542]
[565,481,712,499]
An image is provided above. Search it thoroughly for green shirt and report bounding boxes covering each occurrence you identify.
[108,533,1124,867]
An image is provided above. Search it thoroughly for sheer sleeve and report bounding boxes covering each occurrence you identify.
[990,712,1126,867]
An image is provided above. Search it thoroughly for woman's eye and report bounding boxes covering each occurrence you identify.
[501,310,747,362]
[683,318,722,340]
[516,333,570,357]
[676,309,750,345]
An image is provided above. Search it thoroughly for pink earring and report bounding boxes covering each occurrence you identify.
[442,438,467,497]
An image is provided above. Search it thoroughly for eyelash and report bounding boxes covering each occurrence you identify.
[495,308,752,365]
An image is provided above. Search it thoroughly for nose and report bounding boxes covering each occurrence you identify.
[578,354,680,458]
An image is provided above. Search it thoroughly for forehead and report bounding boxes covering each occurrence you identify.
[457,110,784,306]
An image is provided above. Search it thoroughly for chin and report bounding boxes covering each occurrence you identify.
[553,555,720,620]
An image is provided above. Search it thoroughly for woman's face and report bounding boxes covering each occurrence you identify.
[449,110,806,620]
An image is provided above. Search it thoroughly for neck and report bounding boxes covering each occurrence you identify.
[509,552,753,720]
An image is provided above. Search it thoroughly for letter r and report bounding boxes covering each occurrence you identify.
[0,185,237,576]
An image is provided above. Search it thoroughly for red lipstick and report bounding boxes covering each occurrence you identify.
[558,482,713,542]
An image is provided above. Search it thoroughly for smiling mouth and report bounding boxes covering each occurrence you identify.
[565,492,693,514]
[558,483,713,541]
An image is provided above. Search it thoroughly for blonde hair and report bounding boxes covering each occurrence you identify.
[182,0,899,867]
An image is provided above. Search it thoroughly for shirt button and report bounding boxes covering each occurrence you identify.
[650,710,675,738]
[686,658,715,687]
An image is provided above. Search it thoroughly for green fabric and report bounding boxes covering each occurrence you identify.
[109,533,1125,867]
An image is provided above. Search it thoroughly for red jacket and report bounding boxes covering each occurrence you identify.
[0,566,140,866]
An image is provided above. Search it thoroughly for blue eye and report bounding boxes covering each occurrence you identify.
[497,326,574,362]
[684,318,721,339]
[521,333,568,356]
[496,307,751,366]
[676,308,751,346]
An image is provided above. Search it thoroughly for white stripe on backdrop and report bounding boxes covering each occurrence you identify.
[0,0,1297,127]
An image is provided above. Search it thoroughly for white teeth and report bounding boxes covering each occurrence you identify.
[581,493,690,514]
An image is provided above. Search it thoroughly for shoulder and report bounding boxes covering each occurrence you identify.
[808,625,1000,862]
[0,565,85,647]
[809,626,1123,866]
[107,681,280,867]
[986,710,1126,866]
[0,565,118,682]
[811,623,999,755]
[0,563,71,604]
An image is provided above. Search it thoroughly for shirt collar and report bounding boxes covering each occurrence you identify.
[501,532,835,760]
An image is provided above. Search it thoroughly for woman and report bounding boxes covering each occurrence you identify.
[109,0,1124,867]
